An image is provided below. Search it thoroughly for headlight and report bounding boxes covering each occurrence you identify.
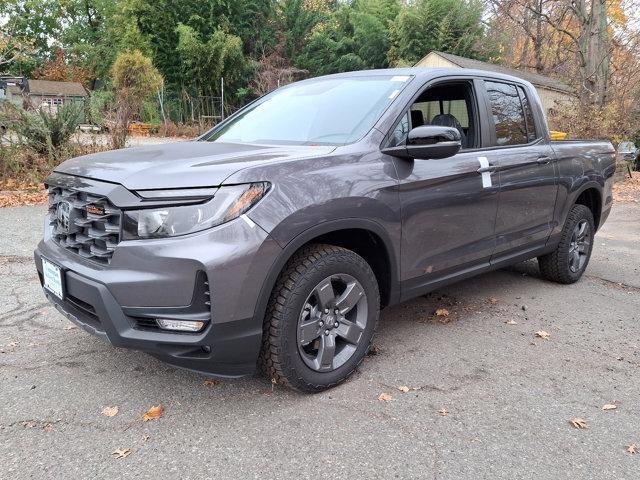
[123,182,269,239]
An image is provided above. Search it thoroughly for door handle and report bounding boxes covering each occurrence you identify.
[536,156,553,165]
[477,165,497,173]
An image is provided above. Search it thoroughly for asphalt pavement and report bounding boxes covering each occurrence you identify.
[1,201,639,479]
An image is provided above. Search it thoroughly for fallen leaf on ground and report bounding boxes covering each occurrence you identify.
[378,393,394,402]
[142,405,164,422]
[570,418,588,429]
[142,434,150,442]
[489,297,498,304]
[102,406,119,417]
[203,379,219,387]
[397,385,410,393]
[535,330,550,339]
[627,444,637,454]
[111,448,131,459]
[505,319,518,325]
[435,308,450,317]
[602,404,617,411]
[63,324,77,331]
[438,408,449,416]
[368,344,381,356]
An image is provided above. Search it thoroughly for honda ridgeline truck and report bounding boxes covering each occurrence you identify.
[35,69,615,392]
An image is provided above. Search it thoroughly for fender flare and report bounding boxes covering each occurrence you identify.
[566,179,604,223]
[249,218,401,340]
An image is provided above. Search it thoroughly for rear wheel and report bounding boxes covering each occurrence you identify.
[261,244,379,392]
[538,204,595,284]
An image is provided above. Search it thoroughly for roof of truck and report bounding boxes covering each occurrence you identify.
[311,67,540,89]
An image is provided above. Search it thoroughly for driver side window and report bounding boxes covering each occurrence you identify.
[386,81,477,149]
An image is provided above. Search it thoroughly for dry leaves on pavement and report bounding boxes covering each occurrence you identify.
[396,385,410,393]
[63,324,77,331]
[438,408,449,416]
[613,175,640,203]
[203,379,219,387]
[626,444,637,454]
[570,418,588,429]
[0,181,47,208]
[378,393,394,402]
[142,405,164,422]
[111,448,131,459]
[505,319,518,325]
[602,404,617,411]
[435,308,450,317]
[535,330,551,339]
[102,406,119,417]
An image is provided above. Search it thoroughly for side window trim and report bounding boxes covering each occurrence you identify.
[517,85,538,142]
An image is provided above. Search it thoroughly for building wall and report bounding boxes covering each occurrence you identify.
[28,94,87,122]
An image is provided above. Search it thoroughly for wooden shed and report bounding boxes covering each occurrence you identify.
[415,51,577,117]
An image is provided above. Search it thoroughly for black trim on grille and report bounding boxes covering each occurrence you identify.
[48,186,121,264]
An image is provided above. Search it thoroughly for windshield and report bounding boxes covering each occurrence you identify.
[206,75,412,146]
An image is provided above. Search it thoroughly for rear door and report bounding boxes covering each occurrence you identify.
[480,80,558,258]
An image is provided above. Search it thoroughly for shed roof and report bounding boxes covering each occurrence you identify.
[27,79,88,97]
[418,51,575,95]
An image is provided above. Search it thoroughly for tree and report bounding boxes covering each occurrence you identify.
[110,50,163,148]
[387,0,485,66]
[175,23,247,96]
[32,49,94,85]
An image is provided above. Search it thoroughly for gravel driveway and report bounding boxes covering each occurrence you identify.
[1,201,639,479]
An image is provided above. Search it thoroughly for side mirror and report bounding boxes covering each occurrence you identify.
[382,125,461,160]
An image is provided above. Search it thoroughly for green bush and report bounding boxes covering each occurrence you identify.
[0,101,82,158]
[88,90,114,125]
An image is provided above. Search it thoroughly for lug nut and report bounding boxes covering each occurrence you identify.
[318,320,324,326]
[324,330,330,335]
[324,309,329,314]
[334,322,339,328]
[334,309,339,314]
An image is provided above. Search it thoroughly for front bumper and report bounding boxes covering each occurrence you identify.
[35,214,282,377]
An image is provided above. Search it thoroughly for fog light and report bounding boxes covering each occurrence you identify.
[156,319,206,332]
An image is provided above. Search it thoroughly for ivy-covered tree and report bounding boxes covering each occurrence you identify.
[110,50,163,147]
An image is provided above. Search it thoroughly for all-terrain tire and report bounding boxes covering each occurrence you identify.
[260,244,380,393]
[538,204,595,284]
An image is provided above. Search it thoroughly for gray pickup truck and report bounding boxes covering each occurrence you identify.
[35,68,615,392]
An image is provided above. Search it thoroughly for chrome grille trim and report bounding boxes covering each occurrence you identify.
[48,186,121,264]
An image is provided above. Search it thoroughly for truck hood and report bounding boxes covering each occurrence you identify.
[54,141,336,190]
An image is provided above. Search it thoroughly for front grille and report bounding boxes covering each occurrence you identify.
[48,186,121,264]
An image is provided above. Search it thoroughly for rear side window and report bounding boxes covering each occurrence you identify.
[484,81,528,146]
[518,86,538,142]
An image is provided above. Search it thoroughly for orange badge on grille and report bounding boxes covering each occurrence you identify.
[86,205,105,215]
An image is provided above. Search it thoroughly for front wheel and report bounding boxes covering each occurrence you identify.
[538,204,595,284]
[261,244,380,392]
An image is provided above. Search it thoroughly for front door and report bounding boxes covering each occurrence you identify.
[388,80,500,300]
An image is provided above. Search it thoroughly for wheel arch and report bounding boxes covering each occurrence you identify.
[572,183,603,230]
[251,219,400,342]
